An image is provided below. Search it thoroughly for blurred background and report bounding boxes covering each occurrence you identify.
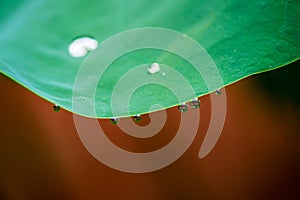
[0,60,299,200]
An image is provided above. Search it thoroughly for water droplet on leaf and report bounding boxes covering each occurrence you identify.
[53,104,60,112]
[69,37,98,57]
[110,118,119,125]
[148,62,160,74]
[215,89,222,95]
[133,115,142,122]
[190,99,200,109]
[178,103,188,113]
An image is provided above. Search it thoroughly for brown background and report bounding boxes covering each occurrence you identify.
[0,64,299,200]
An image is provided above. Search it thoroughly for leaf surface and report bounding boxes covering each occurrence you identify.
[0,0,299,118]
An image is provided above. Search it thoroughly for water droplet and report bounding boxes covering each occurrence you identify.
[162,72,166,76]
[133,115,142,122]
[178,103,188,113]
[190,99,200,109]
[110,118,119,125]
[69,37,98,57]
[53,104,60,112]
[148,62,160,74]
[215,89,222,95]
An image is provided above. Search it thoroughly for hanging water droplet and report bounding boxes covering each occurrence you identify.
[215,89,222,95]
[148,62,160,74]
[53,104,60,112]
[133,115,142,122]
[190,99,201,109]
[110,118,119,125]
[178,103,188,113]
[68,37,98,57]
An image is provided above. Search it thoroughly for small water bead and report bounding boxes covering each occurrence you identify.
[110,118,119,125]
[133,115,142,122]
[68,37,98,57]
[215,89,222,95]
[178,103,188,113]
[53,104,60,112]
[148,62,160,74]
[190,99,201,109]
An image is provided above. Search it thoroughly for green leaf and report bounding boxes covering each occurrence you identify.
[0,0,299,118]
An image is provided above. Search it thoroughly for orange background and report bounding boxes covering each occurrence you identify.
[0,67,299,199]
